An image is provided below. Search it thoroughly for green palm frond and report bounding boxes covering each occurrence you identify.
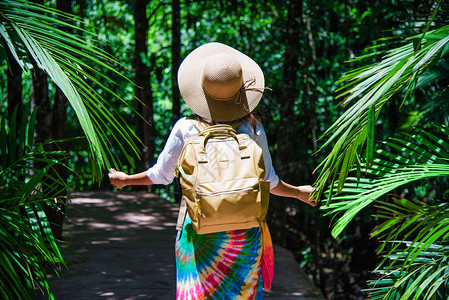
[366,198,449,300]
[323,124,449,238]
[314,20,449,200]
[0,103,70,299]
[0,0,140,179]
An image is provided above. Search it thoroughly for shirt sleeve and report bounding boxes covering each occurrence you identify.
[146,118,198,185]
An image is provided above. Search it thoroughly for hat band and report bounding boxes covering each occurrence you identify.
[202,78,270,112]
[202,85,241,102]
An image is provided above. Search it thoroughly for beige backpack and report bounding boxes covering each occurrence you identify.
[174,123,270,234]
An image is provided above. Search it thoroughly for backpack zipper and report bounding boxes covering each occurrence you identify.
[196,186,256,197]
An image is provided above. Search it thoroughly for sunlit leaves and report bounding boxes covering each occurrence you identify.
[0,0,140,180]
[321,122,449,297]
[366,198,449,299]
[314,24,449,200]
[323,124,449,238]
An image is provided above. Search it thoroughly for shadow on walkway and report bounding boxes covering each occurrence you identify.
[48,191,324,300]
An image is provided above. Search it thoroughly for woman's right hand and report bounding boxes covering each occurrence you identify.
[108,169,129,189]
[270,180,318,206]
[297,185,318,207]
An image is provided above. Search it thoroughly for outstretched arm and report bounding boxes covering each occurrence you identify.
[108,169,154,189]
[270,180,317,207]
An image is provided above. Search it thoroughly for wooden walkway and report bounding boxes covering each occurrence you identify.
[47,191,324,299]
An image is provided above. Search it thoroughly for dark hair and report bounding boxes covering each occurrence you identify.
[195,113,260,135]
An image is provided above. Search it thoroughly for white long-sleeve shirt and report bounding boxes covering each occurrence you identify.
[147,117,279,189]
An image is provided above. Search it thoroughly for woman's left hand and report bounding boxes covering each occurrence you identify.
[297,185,318,207]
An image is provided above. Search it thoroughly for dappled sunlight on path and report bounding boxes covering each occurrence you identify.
[47,191,324,299]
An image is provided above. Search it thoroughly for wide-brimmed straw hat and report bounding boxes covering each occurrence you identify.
[178,42,266,122]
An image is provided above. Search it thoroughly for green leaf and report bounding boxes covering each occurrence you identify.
[1,0,141,180]
[366,105,375,165]
[315,24,449,204]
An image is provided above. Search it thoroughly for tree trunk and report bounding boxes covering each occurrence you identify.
[134,0,155,175]
[171,0,182,201]
[29,0,69,241]
[53,0,70,131]
[276,0,302,179]
[41,0,74,241]
[53,0,71,144]
[171,0,181,125]
[270,0,303,247]
[6,47,23,125]
[32,68,52,144]
[30,1,51,141]
[31,53,64,239]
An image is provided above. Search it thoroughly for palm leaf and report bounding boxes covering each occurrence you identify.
[323,124,449,238]
[366,198,449,299]
[314,18,449,200]
[0,0,141,179]
[0,103,70,299]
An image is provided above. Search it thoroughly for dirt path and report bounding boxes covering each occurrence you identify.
[47,191,324,300]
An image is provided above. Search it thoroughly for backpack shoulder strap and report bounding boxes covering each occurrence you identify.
[199,124,236,136]
[186,115,244,134]
[176,198,187,231]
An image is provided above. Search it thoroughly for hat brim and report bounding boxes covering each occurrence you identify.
[178,42,264,122]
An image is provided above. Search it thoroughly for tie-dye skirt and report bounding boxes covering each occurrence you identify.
[175,215,267,299]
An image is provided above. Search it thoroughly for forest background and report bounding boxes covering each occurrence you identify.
[1,0,449,299]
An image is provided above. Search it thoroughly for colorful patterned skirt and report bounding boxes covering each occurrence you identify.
[175,214,270,299]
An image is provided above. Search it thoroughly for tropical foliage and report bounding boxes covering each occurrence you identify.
[315,23,449,202]
[368,198,449,299]
[0,102,69,299]
[2,0,449,299]
[0,0,139,179]
[0,0,138,298]
[322,125,449,297]
[316,2,449,298]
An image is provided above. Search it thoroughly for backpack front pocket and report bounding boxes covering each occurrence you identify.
[187,178,269,234]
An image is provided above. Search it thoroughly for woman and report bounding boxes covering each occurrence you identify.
[109,42,316,299]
